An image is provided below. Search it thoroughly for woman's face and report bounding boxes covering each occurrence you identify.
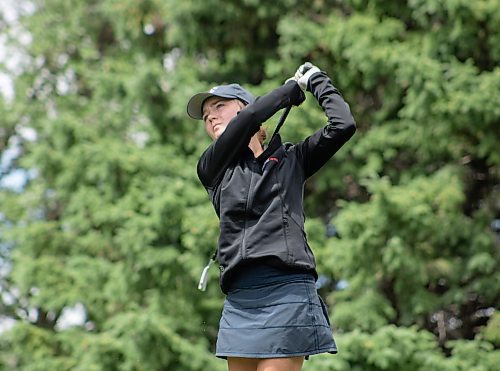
[202,97,244,140]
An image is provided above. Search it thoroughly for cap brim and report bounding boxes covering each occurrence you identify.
[187,92,214,120]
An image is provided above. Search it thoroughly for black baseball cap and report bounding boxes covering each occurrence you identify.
[187,83,255,120]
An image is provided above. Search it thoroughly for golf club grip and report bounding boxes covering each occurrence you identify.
[300,62,313,74]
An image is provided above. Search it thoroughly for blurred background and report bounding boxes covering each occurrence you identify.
[0,0,499,370]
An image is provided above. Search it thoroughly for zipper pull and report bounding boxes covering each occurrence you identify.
[198,258,215,291]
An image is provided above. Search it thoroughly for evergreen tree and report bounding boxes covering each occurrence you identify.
[0,0,498,370]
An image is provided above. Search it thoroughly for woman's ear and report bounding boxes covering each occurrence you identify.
[236,100,247,110]
[257,126,267,145]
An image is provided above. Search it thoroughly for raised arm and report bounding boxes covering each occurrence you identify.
[197,81,305,188]
[292,68,356,179]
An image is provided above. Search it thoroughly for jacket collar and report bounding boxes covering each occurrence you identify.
[256,134,283,165]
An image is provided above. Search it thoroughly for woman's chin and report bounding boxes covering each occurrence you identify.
[214,128,226,138]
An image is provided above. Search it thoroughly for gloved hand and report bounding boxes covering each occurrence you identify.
[294,62,321,91]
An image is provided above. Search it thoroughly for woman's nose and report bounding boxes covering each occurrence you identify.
[207,111,217,124]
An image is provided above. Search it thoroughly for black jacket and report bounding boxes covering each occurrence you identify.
[197,72,356,293]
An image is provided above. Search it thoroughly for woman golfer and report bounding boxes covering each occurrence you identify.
[187,63,356,371]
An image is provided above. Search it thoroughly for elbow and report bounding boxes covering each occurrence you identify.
[342,100,356,138]
[196,163,207,185]
[197,161,212,188]
[338,114,356,141]
[334,101,356,139]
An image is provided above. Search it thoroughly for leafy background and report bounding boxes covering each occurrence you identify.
[0,0,498,370]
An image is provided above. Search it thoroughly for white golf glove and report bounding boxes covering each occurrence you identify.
[295,62,321,91]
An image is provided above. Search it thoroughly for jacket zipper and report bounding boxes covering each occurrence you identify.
[273,170,292,261]
[240,168,254,259]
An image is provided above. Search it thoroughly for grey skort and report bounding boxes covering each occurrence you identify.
[216,264,337,359]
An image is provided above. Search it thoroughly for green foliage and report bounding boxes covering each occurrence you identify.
[304,326,500,371]
[481,311,500,346]
[0,0,498,369]
[319,168,497,333]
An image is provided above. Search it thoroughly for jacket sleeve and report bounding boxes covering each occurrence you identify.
[197,81,304,188]
[292,72,356,179]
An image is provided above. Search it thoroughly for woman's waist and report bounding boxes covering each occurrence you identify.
[227,259,315,291]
